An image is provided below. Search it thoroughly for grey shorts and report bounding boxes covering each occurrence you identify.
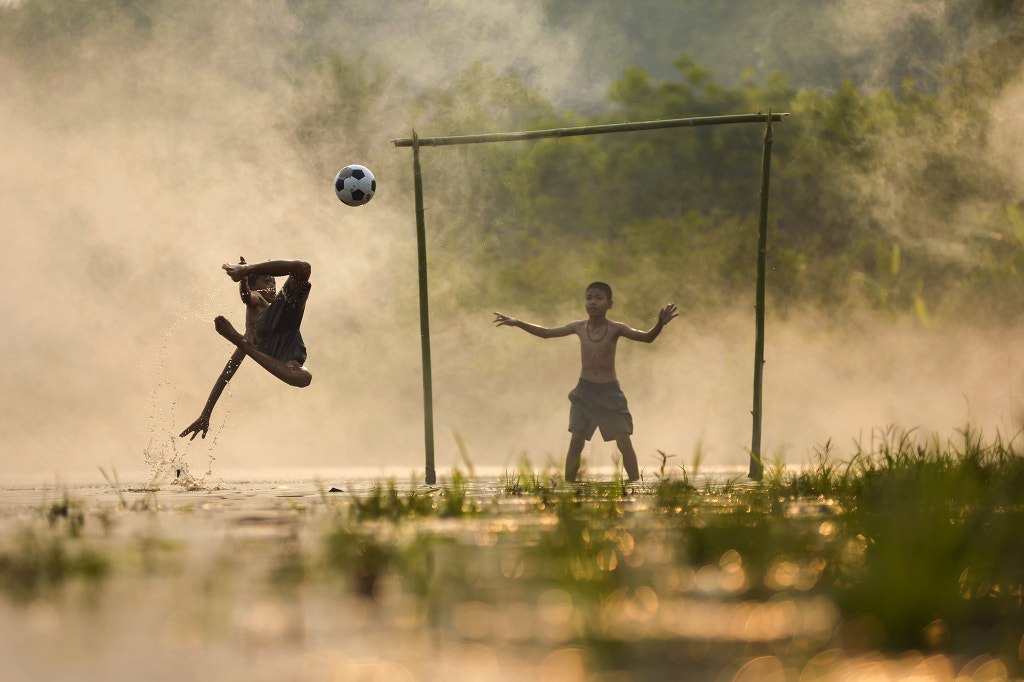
[568,378,633,442]
[253,279,311,364]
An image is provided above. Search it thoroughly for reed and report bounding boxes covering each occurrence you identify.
[0,528,109,602]
[1,425,1019,677]
[314,426,1023,668]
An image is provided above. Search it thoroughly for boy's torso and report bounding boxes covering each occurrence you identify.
[575,318,620,383]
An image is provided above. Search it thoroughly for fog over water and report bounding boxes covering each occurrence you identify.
[2,0,1023,482]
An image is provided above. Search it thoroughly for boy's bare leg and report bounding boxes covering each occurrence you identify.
[615,435,640,481]
[214,316,312,388]
[565,432,587,483]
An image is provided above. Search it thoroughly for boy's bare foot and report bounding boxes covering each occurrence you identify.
[214,316,247,348]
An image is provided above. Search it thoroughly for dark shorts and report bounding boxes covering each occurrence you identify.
[254,280,311,365]
[568,378,633,442]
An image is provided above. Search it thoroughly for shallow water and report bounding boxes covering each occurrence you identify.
[0,470,1015,682]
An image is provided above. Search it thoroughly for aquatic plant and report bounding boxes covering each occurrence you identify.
[822,426,1024,656]
[99,466,159,512]
[344,477,436,522]
[311,427,1024,673]
[0,529,110,602]
[44,491,86,537]
[438,467,477,517]
[0,425,1017,679]
[650,450,697,512]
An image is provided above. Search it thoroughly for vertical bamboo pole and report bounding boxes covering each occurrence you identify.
[749,114,774,481]
[412,131,437,484]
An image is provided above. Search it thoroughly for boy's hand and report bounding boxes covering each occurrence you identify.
[222,261,249,282]
[658,303,679,326]
[180,413,211,440]
[493,312,519,327]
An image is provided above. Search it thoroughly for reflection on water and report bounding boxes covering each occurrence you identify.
[0,470,1018,682]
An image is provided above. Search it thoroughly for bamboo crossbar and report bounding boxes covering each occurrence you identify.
[392,112,788,148]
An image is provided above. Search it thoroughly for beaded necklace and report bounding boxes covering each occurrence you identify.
[586,318,608,342]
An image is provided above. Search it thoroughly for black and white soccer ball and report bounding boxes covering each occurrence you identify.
[334,164,376,207]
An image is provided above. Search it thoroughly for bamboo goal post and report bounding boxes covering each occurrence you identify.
[392,112,788,484]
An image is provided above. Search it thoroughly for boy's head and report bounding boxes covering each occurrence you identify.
[240,273,277,305]
[586,282,612,300]
[584,282,613,317]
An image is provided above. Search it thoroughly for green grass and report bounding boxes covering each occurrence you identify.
[1,426,1021,679]
[0,527,110,603]
[317,426,1024,674]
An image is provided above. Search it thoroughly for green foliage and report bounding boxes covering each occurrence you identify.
[0,529,110,602]
[345,478,437,522]
[402,39,1024,322]
[0,0,158,71]
[4,0,1024,322]
[287,53,393,178]
[827,426,1024,655]
[323,525,394,597]
[0,442,1018,673]
[314,428,1024,665]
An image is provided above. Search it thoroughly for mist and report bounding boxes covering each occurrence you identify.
[2,0,1023,483]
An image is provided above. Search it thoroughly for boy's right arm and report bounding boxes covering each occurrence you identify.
[180,348,246,440]
[493,312,575,339]
[224,259,311,285]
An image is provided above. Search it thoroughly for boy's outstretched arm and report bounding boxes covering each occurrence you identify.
[493,312,575,339]
[620,303,679,343]
[180,347,246,440]
[224,259,311,286]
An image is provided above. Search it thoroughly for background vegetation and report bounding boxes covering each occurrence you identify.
[290,0,1024,324]
[4,0,1023,328]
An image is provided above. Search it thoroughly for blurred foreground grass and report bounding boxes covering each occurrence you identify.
[0,426,1022,681]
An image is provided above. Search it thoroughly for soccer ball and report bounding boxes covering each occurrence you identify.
[334,164,376,207]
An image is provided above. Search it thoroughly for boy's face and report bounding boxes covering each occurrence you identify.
[584,288,612,318]
[251,274,277,303]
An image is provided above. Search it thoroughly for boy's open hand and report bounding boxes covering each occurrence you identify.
[658,303,679,326]
[180,413,211,440]
[493,312,518,327]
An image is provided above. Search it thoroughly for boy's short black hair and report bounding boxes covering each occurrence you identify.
[586,281,613,300]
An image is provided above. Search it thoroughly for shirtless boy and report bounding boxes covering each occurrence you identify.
[494,282,677,482]
[180,258,312,440]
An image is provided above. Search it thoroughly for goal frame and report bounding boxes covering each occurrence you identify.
[392,111,787,483]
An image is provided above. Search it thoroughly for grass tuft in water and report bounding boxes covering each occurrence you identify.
[311,425,1024,670]
[0,528,110,603]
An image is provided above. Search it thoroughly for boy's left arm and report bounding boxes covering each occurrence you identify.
[619,303,679,343]
[179,347,246,440]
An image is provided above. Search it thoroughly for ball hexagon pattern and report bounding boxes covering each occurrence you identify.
[334,164,376,207]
